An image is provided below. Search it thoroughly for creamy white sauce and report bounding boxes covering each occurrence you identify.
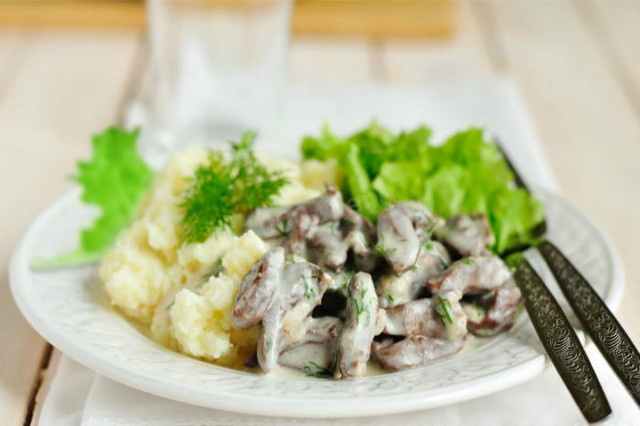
[264,333,491,379]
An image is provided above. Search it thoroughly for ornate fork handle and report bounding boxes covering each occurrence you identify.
[539,240,640,407]
[513,257,611,423]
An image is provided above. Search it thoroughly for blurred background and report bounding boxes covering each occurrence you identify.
[1,0,462,155]
[2,0,640,424]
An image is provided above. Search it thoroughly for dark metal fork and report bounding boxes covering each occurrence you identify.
[498,142,640,421]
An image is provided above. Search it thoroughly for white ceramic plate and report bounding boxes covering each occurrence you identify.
[10,188,624,418]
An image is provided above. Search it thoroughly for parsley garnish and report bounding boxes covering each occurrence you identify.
[165,300,175,311]
[179,131,289,244]
[461,258,475,266]
[387,294,395,303]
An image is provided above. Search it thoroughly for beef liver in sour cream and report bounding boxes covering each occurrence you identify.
[234,187,519,378]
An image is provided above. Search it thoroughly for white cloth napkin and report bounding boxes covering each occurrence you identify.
[38,346,639,426]
[37,79,639,425]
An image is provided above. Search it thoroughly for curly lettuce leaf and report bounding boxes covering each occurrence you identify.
[385,126,433,163]
[342,143,381,219]
[300,123,345,161]
[373,161,424,203]
[346,121,395,178]
[420,164,469,218]
[301,122,544,254]
[32,127,153,269]
[490,188,545,253]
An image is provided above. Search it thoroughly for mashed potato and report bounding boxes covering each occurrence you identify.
[100,147,337,366]
[168,231,268,367]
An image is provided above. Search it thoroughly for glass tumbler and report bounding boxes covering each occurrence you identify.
[144,0,292,158]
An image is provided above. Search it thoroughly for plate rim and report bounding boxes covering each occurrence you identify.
[9,188,625,418]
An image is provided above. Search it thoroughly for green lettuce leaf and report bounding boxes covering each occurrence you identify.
[342,144,381,219]
[420,164,469,219]
[489,188,545,253]
[32,127,154,269]
[346,121,395,178]
[372,161,424,203]
[301,122,544,254]
[300,123,345,161]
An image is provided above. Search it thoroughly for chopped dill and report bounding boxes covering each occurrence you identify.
[436,295,454,325]
[303,361,333,378]
[199,260,223,286]
[348,285,370,326]
[341,275,350,292]
[275,217,290,238]
[320,249,330,264]
[474,304,485,318]
[439,257,448,269]
[303,275,316,300]
[373,244,397,258]
[461,258,475,266]
[423,222,438,239]
[178,131,289,244]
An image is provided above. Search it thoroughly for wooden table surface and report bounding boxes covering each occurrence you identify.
[2,1,640,424]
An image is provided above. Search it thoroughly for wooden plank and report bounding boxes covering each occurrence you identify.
[0,1,145,29]
[377,0,492,83]
[577,0,640,117]
[474,0,640,343]
[0,0,456,38]
[293,0,456,38]
[0,29,142,425]
[0,31,41,426]
[289,36,374,84]
[0,30,28,100]
[29,349,61,426]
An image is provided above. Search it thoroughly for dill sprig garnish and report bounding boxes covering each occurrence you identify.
[179,131,289,244]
